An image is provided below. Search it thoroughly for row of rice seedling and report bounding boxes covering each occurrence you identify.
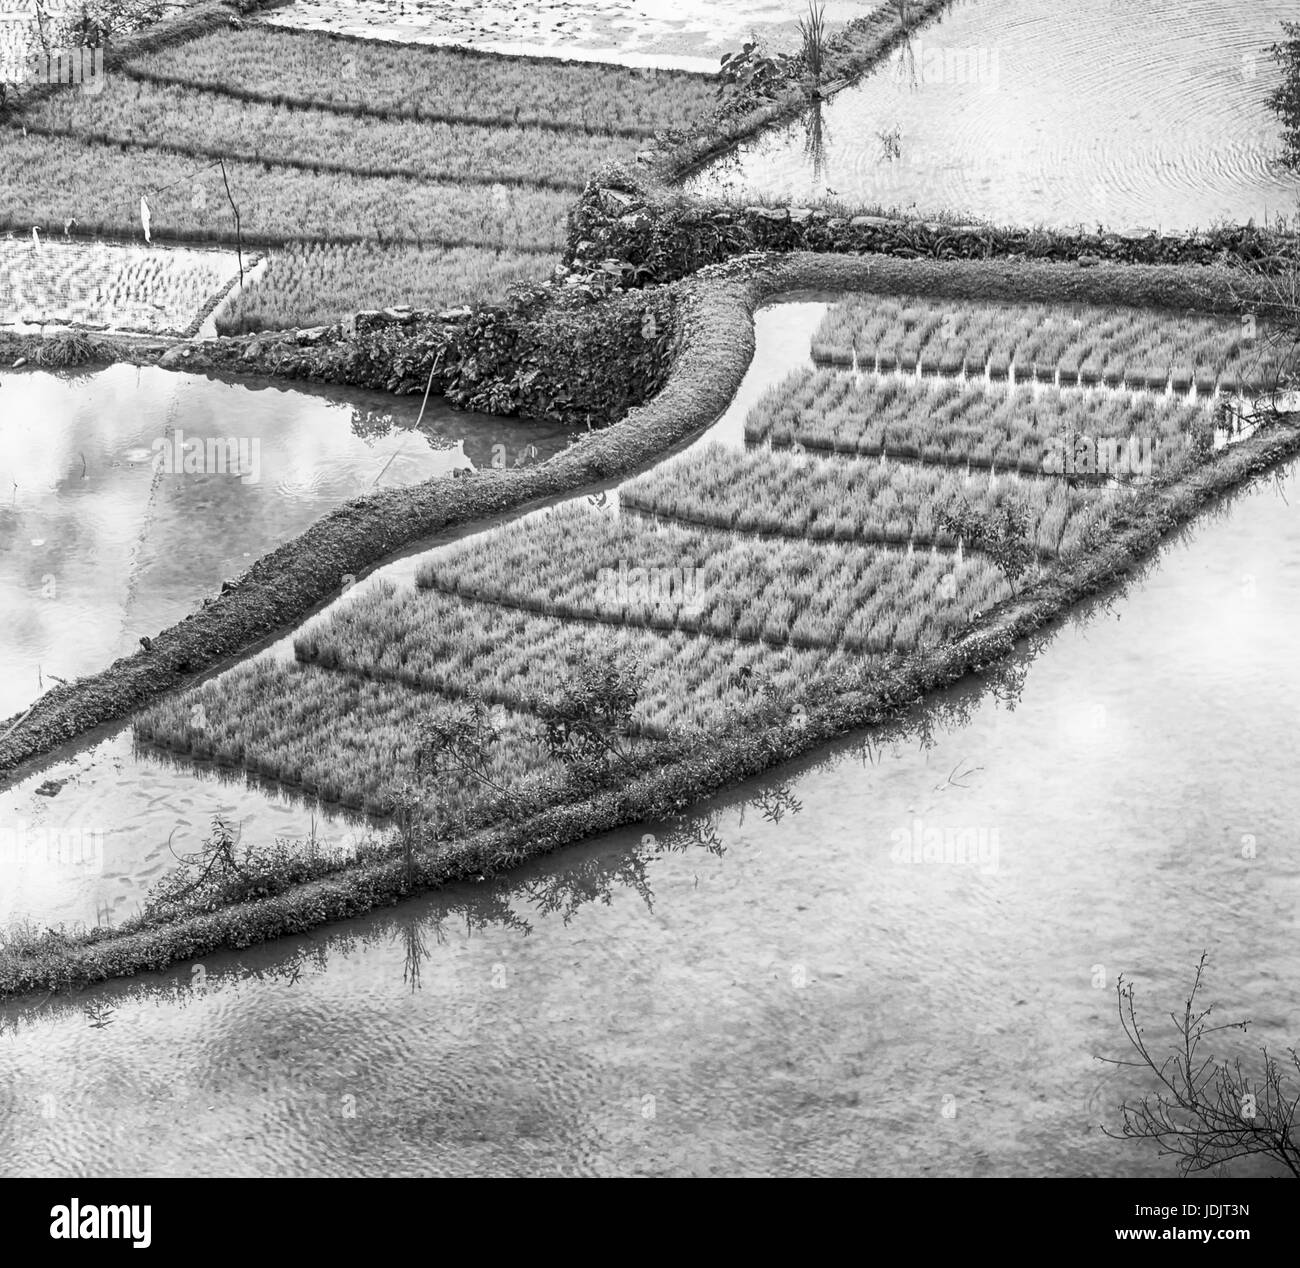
[133,658,561,819]
[126,25,718,137]
[0,132,570,249]
[745,368,1212,474]
[22,77,640,189]
[410,501,1018,649]
[809,295,1269,389]
[0,238,237,334]
[214,243,554,336]
[293,580,870,732]
[619,442,1115,558]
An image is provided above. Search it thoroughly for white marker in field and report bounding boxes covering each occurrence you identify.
[140,195,152,244]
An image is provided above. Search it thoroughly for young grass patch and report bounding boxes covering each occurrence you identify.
[214,244,554,335]
[0,132,570,249]
[412,500,1019,650]
[291,580,866,735]
[810,296,1262,393]
[0,237,238,335]
[2,19,708,330]
[21,75,643,189]
[620,442,1116,558]
[134,658,563,819]
[124,25,717,136]
[745,368,1213,476]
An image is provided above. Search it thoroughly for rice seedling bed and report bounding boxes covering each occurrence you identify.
[124,25,717,136]
[411,501,1018,651]
[134,659,562,819]
[0,133,570,249]
[214,243,554,335]
[809,295,1263,392]
[292,581,869,732]
[620,442,1116,559]
[745,368,1212,477]
[20,76,642,190]
[0,237,239,335]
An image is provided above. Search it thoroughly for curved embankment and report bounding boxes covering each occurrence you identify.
[2,251,1299,997]
[0,250,1280,779]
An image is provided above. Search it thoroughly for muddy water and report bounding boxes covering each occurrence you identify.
[688,0,1298,232]
[0,365,567,722]
[1,440,1298,1176]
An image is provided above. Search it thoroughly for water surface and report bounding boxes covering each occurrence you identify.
[1,448,1297,1176]
[688,0,1299,231]
[0,365,567,720]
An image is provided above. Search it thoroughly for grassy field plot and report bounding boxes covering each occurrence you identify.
[413,501,1017,650]
[22,77,626,189]
[0,236,239,334]
[811,295,1279,390]
[125,25,717,135]
[620,442,1117,558]
[0,132,570,249]
[292,580,869,734]
[129,276,1238,835]
[213,243,553,334]
[745,369,1212,474]
[134,659,562,818]
[2,22,709,329]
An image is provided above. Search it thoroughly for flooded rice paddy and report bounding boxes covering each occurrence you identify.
[688,0,1297,232]
[1,294,1298,1176]
[262,0,853,72]
[2,424,1298,1175]
[3,0,1299,1180]
[0,364,567,723]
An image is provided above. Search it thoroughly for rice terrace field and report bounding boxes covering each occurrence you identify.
[2,0,1300,1212]
[1,14,716,330]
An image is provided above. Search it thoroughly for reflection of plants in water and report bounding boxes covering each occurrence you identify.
[802,101,829,186]
[398,915,430,993]
[349,406,399,442]
[0,801,744,1033]
[1225,233,1300,415]
[83,998,116,1029]
[892,27,917,91]
[878,125,902,161]
[349,405,463,453]
[738,778,804,827]
[519,809,727,926]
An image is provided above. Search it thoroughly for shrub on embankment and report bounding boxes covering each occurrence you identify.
[181,281,676,426]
